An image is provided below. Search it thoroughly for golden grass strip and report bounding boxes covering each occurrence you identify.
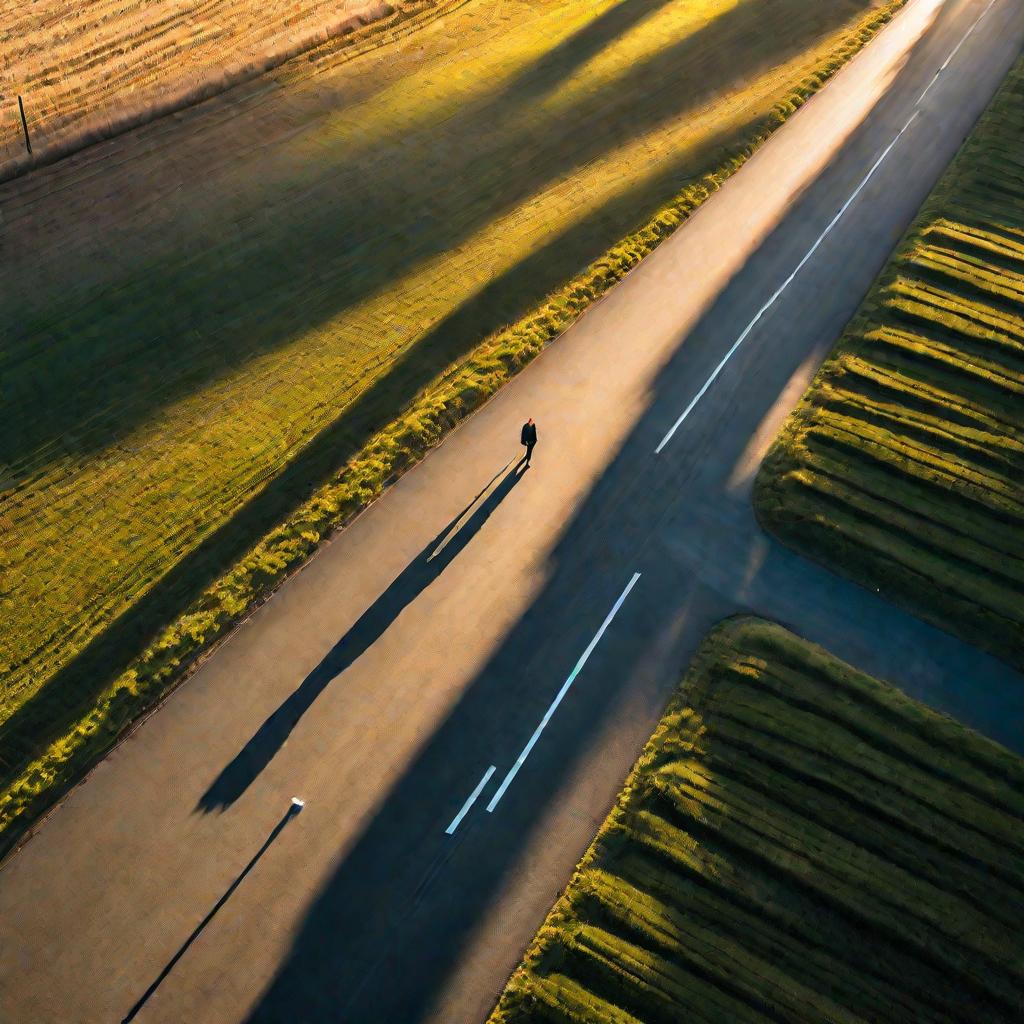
[0,0,909,857]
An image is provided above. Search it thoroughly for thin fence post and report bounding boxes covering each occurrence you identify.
[18,95,32,155]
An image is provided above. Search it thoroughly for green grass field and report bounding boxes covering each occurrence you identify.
[0,0,906,846]
[755,57,1024,667]
[488,618,1024,1024]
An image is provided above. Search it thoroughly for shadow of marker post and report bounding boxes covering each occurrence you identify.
[18,95,32,155]
[121,798,304,1023]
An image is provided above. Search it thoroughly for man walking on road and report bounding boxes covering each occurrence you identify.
[520,417,538,466]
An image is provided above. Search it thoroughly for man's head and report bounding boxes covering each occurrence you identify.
[527,417,534,424]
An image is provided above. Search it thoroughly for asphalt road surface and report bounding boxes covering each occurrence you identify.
[3,1,1024,1022]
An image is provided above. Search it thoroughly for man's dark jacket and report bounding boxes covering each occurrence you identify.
[521,421,538,446]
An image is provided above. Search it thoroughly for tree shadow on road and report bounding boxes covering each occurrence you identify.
[0,120,760,846]
[240,6,1024,1019]
[0,0,873,832]
[197,459,527,812]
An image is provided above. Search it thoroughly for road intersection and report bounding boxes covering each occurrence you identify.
[2,1,1023,1021]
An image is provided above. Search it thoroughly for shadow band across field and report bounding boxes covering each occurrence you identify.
[5,0,854,473]
[1,0,896,853]
[198,460,527,812]
[0,106,766,845]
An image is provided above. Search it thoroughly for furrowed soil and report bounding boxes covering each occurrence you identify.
[755,56,1024,667]
[0,0,901,841]
[488,618,1024,1024]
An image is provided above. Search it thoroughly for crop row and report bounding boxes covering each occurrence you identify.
[488,619,1024,1024]
[755,57,1024,666]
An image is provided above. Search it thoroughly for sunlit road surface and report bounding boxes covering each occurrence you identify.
[2,1,1023,1021]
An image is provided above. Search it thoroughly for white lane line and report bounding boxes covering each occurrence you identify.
[918,68,943,105]
[918,0,997,104]
[655,0,999,455]
[445,765,497,835]
[654,110,919,454]
[941,0,996,69]
[486,572,642,814]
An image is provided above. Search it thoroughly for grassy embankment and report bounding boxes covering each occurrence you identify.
[0,0,905,851]
[755,57,1024,667]
[0,0,453,178]
[489,618,1024,1024]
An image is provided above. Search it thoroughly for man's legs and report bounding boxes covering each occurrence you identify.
[526,442,535,464]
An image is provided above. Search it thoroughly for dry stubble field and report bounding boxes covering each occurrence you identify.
[0,0,437,177]
[0,0,904,843]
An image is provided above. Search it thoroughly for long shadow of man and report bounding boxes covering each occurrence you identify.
[198,460,528,812]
